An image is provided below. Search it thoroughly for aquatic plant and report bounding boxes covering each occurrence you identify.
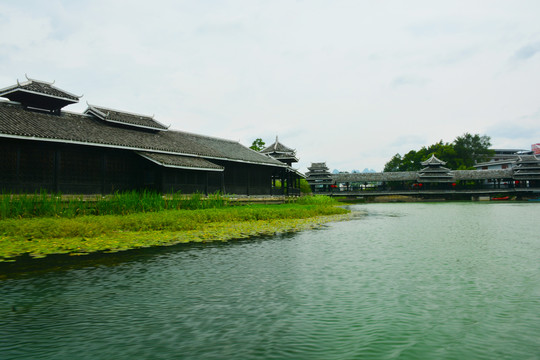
[0,204,349,260]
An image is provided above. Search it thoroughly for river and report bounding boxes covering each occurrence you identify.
[1,202,539,359]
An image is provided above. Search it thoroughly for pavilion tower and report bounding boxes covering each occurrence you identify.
[259,136,299,167]
[417,154,454,185]
[305,162,333,192]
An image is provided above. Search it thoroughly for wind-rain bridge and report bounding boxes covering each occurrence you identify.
[306,155,540,200]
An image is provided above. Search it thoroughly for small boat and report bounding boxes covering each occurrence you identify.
[528,198,540,202]
[491,196,510,201]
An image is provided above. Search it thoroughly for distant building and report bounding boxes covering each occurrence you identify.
[331,154,540,191]
[0,76,299,195]
[305,162,334,192]
[474,148,534,170]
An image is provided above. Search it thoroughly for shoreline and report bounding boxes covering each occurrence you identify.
[0,205,351,265]
[0,213,352,278]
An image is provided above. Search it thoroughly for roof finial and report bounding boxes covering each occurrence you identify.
[25,73,30,81]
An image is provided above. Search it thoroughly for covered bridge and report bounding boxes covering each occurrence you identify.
[331,154,539,192]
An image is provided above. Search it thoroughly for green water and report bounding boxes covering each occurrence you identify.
[1,203,539,359]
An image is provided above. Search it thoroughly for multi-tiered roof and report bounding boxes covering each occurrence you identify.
[512,155,540,181]
[306,162,334,188]
[417,154,454,183]
[0,75,81,113]
[0,77,287,172]
[260,136,298,166]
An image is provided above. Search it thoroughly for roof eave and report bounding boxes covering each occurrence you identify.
[0,88,80,104]
[0,133,287,168]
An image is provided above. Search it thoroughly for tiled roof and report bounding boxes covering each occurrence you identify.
[453,169,513,180]
[0,78,80,111]
[513,155,540,178]
[333,169,516,182]
[85,105,169,131]
[137,152,224,171]
[260,136,296,154]
[421,154,446,166]
[0,101,286,168]
[307,162,329,170]
[0,79,80,101]
[333,172,417,182]
[515,155,540,164]
[269,153,299,161]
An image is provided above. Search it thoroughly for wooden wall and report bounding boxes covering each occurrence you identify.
[0,138,282,195]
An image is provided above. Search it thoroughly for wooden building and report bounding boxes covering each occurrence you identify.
[0,77,297,195]
[260,136,299,166]
[305,162,333,192]
[332,153,540,191]
[417,154,454,189]
[259,136,304,195]
[512,155,540,187]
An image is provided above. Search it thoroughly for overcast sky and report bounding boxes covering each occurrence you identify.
[1,1,539,172]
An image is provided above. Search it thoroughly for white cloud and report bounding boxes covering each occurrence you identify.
[1,0,540,172]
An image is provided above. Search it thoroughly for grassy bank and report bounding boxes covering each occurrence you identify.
[0,190,230,219]
[0,197,349,261]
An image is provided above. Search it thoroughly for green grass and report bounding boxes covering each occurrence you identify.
[0,202,349,261]
[291,195,339,206]
[0,190,230,219]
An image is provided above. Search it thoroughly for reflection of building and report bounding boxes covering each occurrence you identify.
[306,162,333,192]
[0,77,291,195]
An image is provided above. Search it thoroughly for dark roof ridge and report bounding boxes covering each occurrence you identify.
[85,103,169,131]
[86,103,155,119]
[0,101,286,168]
[8,76,83,100]
[168,127,245,145]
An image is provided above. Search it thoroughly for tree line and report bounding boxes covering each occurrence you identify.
[383,133,494,172]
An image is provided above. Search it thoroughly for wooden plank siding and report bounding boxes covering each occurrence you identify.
[0,138,226,194]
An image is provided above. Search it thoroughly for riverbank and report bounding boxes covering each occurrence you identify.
[0,203,350,262]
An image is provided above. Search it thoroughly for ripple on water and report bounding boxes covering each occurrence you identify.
[1,203,540,359]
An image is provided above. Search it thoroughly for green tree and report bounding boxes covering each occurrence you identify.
[299,178,312,194]
[452,133,493,169]
[250,138,266,151]
[399,149,427,171]
[384,153,402,172]
[383,133,493,171]
[425,141,458,168]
